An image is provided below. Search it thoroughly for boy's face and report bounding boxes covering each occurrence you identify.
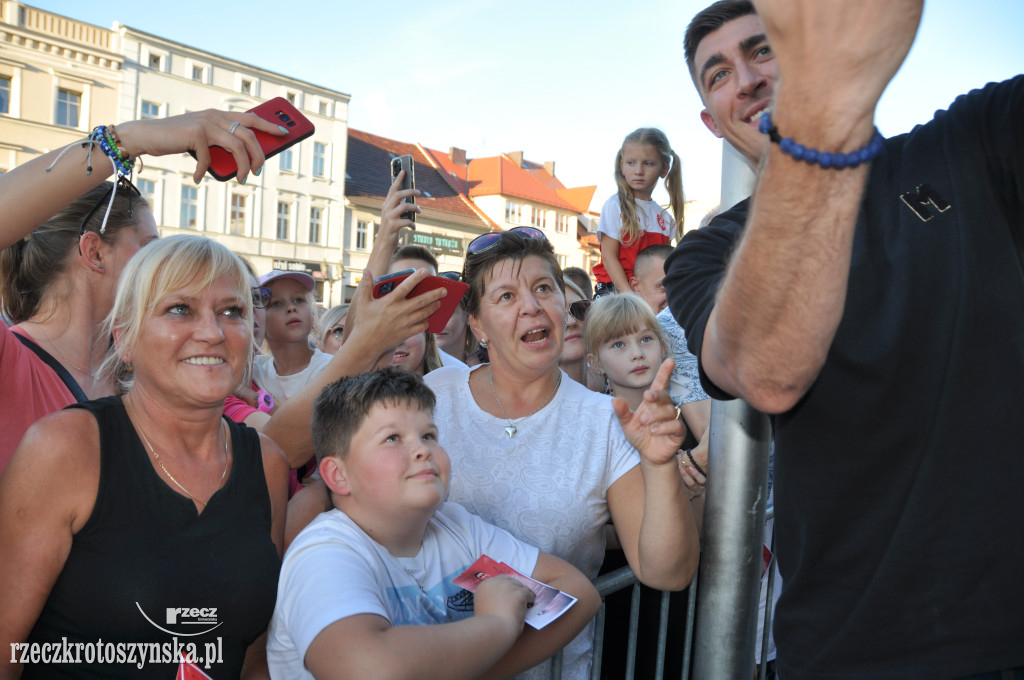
[332,401,450,518]
[630,256,668,313]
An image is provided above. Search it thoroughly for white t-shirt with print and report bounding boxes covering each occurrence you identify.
[425,364,641,680]
[268,502,538,680]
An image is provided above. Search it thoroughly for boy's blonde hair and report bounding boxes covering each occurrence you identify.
[583,292,668,360]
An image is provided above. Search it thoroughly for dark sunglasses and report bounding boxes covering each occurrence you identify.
[466,226,546,256]
[438,271,463,282]
[79,175,141,237]
[568,299,592,322]
[252,286,271,309]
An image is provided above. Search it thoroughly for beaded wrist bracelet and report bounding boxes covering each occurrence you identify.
[758,112,884,169]
[87,124,135,176]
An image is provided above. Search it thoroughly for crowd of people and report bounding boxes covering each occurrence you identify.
[1,0,1021,678]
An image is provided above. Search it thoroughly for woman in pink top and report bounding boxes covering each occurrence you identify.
[0,110,284,474]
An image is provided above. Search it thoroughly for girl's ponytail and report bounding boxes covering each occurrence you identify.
[664,149,686,240]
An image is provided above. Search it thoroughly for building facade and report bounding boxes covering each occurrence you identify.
[115,25,351,304]
[0,1,122,172]
[343,129,493,301]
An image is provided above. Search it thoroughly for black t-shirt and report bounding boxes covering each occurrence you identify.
[25,396,280,679]
[665,76,1024,680]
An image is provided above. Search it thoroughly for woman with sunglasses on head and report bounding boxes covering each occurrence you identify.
[423,228,700,680]
[558,278,597,388]
[0,109,283,476]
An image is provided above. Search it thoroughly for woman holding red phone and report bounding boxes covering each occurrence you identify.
[0,110,289,678]
[0,109,283,476]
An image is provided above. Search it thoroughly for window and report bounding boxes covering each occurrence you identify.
[312,143,326,178]
[180,186,198,229]
[0,77,9,115]
[140,100,160,119]
[286,92,296,105]
[55,89,80,128]
[191,65,205,82]
[230,194,246,235]
[136,178,156,206]
[279,148,293,172]
[309,207,322,243]
[148,54,163,70]
[505,200,523,225]
[556,213,570,234]
[531,206,545,228]
[240,79,252,95]
[318,101,328,116]
[276,201,290,240]
[356,220,368,250]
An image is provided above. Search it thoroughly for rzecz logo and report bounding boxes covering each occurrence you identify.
[136,603,223,636]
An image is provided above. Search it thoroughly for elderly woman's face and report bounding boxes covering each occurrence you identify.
[129,274,250,404]
[469,255,565,375]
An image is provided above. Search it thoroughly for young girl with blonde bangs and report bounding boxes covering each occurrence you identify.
[592,128,684,298]
[584,293,669,410]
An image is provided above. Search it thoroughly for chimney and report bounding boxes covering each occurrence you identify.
[543,161,555,177]
[449,146,467,166]
[508,151,523,167]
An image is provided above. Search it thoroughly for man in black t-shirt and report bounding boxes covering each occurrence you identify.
[665,1,1024,679]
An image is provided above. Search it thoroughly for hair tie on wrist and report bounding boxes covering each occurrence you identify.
[685,448,707,478]
[759,112,884,169]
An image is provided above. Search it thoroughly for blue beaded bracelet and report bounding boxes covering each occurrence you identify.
[758,112,884,169]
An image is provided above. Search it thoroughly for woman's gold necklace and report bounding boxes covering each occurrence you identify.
[125,397,230,509]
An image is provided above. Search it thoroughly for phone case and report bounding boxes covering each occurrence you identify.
[389,154,416,222]
[195,97,315,181]
[372,270,468,334]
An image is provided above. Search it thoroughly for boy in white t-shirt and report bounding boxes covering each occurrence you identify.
[267,368,599,680]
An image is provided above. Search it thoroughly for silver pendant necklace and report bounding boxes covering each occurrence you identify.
[398,546,428,595]
[489,370,562,438]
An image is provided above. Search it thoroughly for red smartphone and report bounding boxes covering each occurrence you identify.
[194,97,315,181]
[372,269,468,334]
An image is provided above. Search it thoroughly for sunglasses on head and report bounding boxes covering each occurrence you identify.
[568,299,592,322]
[79,175,141,237]
[466,227,547,256]
[438,271,463,282]
[252,286,271,309]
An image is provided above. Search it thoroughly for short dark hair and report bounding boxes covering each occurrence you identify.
[311,367,437,462]
[562,266,593,300]
[684,0,756,86]
[391,244,438,273]
[462,232,564,317]
[634,244,673,280]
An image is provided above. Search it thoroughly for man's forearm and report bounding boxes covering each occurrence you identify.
[703,105,873,413]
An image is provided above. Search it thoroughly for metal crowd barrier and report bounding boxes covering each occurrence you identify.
[549,517,776,679]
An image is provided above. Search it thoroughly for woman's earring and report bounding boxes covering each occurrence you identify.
[478,339,488,349]
[93,262,104,271]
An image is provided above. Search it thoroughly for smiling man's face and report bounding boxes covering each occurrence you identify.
[693,13,778,163]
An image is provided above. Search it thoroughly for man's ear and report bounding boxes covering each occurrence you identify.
[700,109,723,139]
[628,276,641,293]
[319,456,352,497]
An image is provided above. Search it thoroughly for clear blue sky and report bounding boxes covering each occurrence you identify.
[31,0,1024,207]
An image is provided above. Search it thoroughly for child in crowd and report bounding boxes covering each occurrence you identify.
[254,270,333,403]
[267,368,599,679]
[591,128,684,298]
[378,330,442,376]
[584,293,668,409]
[629,244,673,314]
[317,304,350,355]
